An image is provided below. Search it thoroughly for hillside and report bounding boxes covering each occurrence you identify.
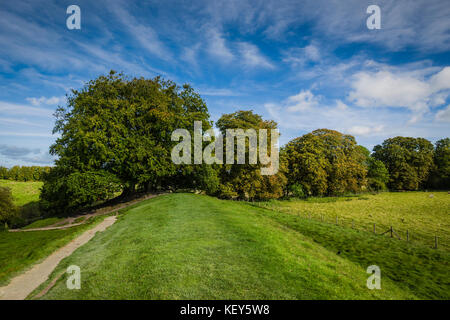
[33,193,419,300]
[0,179,42,207]
[256,192,450,250]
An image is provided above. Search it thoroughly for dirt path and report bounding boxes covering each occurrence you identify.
[9,193,161,232]
[0,216,117,300]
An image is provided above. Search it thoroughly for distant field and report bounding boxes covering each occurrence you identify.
[34,193,427,300]
[255,192,450,250]
[0,179,42,207]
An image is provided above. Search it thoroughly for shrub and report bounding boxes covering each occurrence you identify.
[40,170,122,215]
[288,183,306,198]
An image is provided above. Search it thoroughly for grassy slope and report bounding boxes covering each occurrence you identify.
[36,193,414,300]
[0,216,108,286]
[21,217,65,229]
[252,204,450,299]
[0,179,42,206]
[256,192,450,250]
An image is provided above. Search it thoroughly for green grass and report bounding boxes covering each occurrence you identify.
[21,217,65,229]
[34,193,416,300]
[0,179,42,207]
[253,204,450,299]
[255,192,450,250]
[0,216,108,286]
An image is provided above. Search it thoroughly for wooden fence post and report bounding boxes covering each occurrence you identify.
[390,226,393,238]
[373,223,376,233]
[352,220,354,229]
[336,216,338,225]
[435,236,438,249]
[406,230,409,242]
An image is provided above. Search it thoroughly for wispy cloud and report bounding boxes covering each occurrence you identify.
[238,42,275,69]
[435,105,450,123]
[0,101,54,117]
[206,29,234,62]
[26,96,65,106]
[110,2,173,62]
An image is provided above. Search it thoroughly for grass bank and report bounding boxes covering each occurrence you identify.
[255,192,450,250]
[35,193,415,299]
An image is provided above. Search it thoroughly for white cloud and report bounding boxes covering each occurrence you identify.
[347,125,384,136]
[0,101,53,117]
[348,66,450,114]
[283,44,321,66]
[181,43,201,70]
[286,90,320,112]
[194,0,450,53]
[111,3,172,61]
[0,117,46,127]
[0,132,55,137]
[238,42,274,69]
[206,30,234,62]
[435,105,450,123]
[199,88,241,97]
[26,96,65,106]
[335,100,349,111]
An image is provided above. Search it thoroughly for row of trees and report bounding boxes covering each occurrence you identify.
[373,137,449,190]
[283,133,448,197]
[3,71,445,219]
[0,166,51,181]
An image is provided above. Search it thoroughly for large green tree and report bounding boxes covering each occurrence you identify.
[372,137,434,190]
[215,110,286,200]
[282,129,368,196]
[42,71,212,214]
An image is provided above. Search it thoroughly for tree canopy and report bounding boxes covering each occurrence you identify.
[372,137,434,190]
[282,129,367,196]
[37,71,449,215]
[215,110,286,200]
[41,71,213,213]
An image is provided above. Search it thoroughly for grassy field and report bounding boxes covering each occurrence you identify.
[0,216,108,286]
[0,179,42,207]
[254,204,449,299]
[255,192,450,250]
[33,193,424,300]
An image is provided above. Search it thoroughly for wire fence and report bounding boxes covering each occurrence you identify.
[248,202,446,250]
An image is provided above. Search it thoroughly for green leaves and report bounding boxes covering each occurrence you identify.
[40,170,122,215]
[42,71,214,213]
[0,187,17,225]
[283,129,367,196]
[373,137,434,190]
[216,110,286,200]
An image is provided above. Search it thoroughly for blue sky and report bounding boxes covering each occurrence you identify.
[0,0,449,167]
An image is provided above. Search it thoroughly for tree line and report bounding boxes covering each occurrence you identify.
[1,71,448,226]
[0,166,51,181]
